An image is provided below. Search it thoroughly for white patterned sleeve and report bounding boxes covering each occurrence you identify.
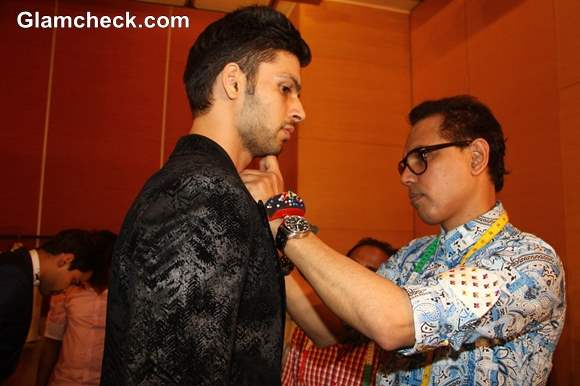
[399,266,507,354]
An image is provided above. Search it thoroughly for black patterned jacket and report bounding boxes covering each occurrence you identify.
[101,135,285,386]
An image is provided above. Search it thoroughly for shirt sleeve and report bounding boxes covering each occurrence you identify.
[400,250,564,355]
[44,293,67,341]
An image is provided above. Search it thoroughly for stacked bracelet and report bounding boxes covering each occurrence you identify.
[265,191,306,221]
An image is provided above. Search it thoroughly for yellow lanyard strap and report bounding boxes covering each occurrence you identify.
[460,212,509,265]
[420,211,509,386]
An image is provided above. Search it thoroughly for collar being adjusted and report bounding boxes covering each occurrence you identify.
[438,201,506,257]
[29,249,41,287]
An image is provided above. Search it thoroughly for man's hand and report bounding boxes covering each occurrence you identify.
[240,155,284,202]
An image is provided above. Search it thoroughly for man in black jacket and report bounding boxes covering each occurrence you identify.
[101,6,310,385]
[0,229,95,381]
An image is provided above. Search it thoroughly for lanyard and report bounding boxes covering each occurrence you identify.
[362,341,375,386]
[418,211,509,386]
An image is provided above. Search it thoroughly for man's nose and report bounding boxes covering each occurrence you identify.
[400,165,417,186]
[290,97,305,123]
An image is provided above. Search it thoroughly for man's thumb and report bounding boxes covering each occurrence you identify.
[259,155,281,173]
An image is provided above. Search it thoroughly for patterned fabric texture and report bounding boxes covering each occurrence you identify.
[282,328,380,386]
[376,202,565,386]
[101,135,285,386]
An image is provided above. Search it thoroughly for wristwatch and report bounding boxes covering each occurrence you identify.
[275,215,312,253]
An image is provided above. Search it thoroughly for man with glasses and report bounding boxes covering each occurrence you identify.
[243,95,565,385]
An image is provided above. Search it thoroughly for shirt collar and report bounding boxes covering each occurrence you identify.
[438,201,505,258]
[29,249,41,287]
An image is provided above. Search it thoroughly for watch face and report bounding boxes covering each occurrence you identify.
[284,215,310,233]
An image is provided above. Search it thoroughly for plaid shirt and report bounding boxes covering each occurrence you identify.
[282,327,381,386]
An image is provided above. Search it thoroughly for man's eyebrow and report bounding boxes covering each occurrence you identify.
[277,74,302,93]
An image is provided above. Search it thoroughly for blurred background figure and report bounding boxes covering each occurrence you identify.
[36,230,117,386]
[282,238,397,386]
[0,229,95,382]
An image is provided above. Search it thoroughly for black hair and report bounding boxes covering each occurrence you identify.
[39,229,96,272]
[409,95,507,192]
[183,5,311,117]
[346,237,398,258]
[87,230,117,292]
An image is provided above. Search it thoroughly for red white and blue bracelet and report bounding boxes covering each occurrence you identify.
[264,191,306,221]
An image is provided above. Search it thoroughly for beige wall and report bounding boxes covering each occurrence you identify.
[293,2,414,253]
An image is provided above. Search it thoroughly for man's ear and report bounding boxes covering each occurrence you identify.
[469,138,490,176]
[221,63,243,100]
[56,253,74,268]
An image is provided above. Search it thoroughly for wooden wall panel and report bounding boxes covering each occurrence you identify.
[554,0,580,382]
[295,2,413,251]
[40,0,168,234]
[411,0,469,102]
[0,0,54,239]
[555,0,580,89]
[298,2,410,147]
[555,80,580,385]
[299,139,412,252]
[466,0,565,254]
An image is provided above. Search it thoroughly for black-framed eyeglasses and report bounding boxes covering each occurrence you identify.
[397,140,472,176]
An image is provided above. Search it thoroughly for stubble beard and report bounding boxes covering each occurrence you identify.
[237,93,284,158]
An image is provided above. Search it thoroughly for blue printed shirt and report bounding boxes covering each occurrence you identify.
[376,202,565,386]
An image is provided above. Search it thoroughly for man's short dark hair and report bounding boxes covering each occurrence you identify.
[39,229,95,272]
[88,230,117,291]
[409,95,507,192]
[346,238,398,258]
[183,5,311,117]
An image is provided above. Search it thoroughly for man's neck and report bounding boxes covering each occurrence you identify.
[441,186,497,232]
[190,114,252,172]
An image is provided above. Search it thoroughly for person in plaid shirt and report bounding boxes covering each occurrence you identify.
[283,238,396,386]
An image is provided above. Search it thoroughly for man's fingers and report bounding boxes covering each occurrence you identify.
[240,169,264,177]
[240,157,284,202]
[259,155,281,173]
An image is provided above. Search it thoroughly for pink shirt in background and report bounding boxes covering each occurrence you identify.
[45,286,108,386]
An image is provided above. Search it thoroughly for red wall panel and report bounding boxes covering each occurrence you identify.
[0,0,54,239]
[465,0,565,254]
[1,0,300,239]
[41,0,169,233]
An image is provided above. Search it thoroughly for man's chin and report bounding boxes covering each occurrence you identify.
[416,208,440,226]
[253,146,283,158]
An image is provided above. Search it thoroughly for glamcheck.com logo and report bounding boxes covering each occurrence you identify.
[17,11,190,29]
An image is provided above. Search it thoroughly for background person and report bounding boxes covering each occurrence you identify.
[283,237,397,386]
[0,229,95,381]
[36,230,117,386]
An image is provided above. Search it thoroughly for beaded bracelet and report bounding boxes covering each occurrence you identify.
[264,191,306,221]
